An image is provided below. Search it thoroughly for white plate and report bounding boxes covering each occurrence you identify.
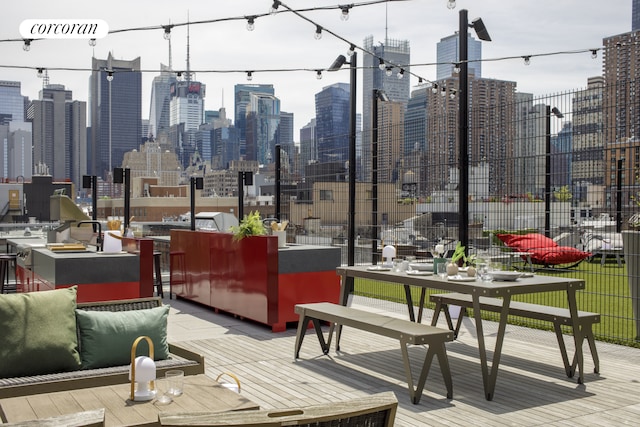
[520,272,535,278]
[447,275,477,282]
[406,270,433,276]
[367,265,391,271]
[408,262,433,271]
[491,271,523,281]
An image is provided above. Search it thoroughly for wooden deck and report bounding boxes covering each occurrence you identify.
[165,294,640,427]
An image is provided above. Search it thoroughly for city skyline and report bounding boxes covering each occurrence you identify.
[0,0,630,135]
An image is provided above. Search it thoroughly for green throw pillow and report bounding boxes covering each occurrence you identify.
[75,305,170,369]
[0,286,81,378]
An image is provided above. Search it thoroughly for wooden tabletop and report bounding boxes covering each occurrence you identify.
[0,374,259,427]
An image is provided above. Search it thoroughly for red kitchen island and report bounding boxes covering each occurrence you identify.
[169,230,341,332]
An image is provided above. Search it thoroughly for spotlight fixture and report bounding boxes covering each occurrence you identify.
[163,25,172,40]
[523,55,531,66]
[591,49,598,59]
[246,71,253,81]
[385,66,393,77]
[340,5,351,21]
[347,44,355,57]
[316,70,323,80]
[246,16,256,31]
[314,25,323,40]
[37,68,44,78]
[378,58,385,70]
[106,70,114,82]
[453,63,460,74]
[551,107,564,118]
[270,0,281,14]
[397,68,405,79]
[89,38,96,47]
[447,0,456,9]
[23,39,31,51]
[470,18,491,41]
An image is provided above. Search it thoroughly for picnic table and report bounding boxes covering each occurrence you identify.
[336,266,589,401]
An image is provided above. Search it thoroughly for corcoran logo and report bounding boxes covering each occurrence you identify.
[20,19,109,39]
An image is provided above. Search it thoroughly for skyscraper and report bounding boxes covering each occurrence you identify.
[0,80,25,123]
[234,84,275,158]
[169,79,206,167]
[299,118,317,175]
[89,53,142,179]
[315,83,350,164]
[0,80,32,180]
[405,87,429,154]
[362,35,410,182]
[634,0,640,31]
[245,93,280,165]
[28,84,87,188]
[436,33,482,80]
[148,64,176,140]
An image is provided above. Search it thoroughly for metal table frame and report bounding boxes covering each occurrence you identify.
[336,266,587,401]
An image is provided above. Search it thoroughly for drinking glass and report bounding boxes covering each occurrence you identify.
[437,261,448,279]
[165,370,184,397]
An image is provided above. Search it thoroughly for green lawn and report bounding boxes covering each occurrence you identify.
[352,259,640,348]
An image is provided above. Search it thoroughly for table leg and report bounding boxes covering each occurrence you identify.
[600,253,606,267]
[471,293,512,401]
[566,287,585,383]
[403,284,416,322]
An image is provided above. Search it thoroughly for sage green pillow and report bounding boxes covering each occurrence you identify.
[75,305,170,369]
[0,286,81,378]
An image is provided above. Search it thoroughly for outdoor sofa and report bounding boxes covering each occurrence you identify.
[0,288,204,398]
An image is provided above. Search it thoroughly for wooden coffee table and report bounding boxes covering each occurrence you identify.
[0,374,259,426]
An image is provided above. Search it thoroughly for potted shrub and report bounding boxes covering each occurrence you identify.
[230,211,267,241]
[450,242,477,277]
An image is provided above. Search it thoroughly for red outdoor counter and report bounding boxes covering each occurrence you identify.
[169,230,341,332]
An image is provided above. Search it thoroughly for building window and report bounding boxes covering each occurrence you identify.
[319,190,333,201]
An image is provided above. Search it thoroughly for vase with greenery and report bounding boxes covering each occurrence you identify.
[450,242,477,277]
[230,211,266,241]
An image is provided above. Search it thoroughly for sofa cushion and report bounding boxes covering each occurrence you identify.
[75,305,170,369]
[497,233,558,250]
[0,286,81,378]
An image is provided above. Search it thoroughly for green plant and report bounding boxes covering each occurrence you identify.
[450,242,466,264]
[230,211,266,241]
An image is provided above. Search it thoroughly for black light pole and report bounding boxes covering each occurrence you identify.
[238,171,245,221]
[372,89,389,264]
[545,106,564,237]
[190,176,203,231]
[124,168,130,233]
[275,144,281,220]
[328,52,357,272]
[459,9,491,252]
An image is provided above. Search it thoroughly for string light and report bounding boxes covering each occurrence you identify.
[378,58,385,70]
[453,63,460,74]
[316,70,322,79]
[523,55,531,66]
[89,38,96,47]
[314,25,323,40]
[432,84,438,94]
[346,43,355,57]
[340,5,351,21]
[176,71,183,80]
[23,39,31,51]
[418,77,423,84]
[385,66,393,77]
[440,86,447,97]
[246,16,256,31]
[106,70,114,82]
[449,89,457,99]
[246,71,253,81]
[163,25,172,40]
[36,68,44,78]
[447,0,456,9]
[591,49,598,59]
[397,68,405,79]
[270,0,281,15]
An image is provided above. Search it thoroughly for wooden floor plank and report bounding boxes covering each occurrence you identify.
[164,295,640,427]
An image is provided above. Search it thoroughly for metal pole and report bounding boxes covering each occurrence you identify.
[91,176,97,221]
[372,89,379,265]
[238,171,244,221]
[617,159,623,233]
[275,144,281,220]
[346,52,357,295]
[124,169,131,233]
[458,9,470,252]
[545,105,551,238]
[190,177,196,231]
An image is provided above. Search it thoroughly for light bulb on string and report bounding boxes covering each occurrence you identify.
[163,25,172,40]
[453,63,460,74]
[385,67,393,77]
[246,17,255,31]
[23,39,31,51]
[346,44,355,57]
[106,70,114,82]
[270,0,280,15]
[432,84,438,94]
[37,68,44,78]
[447,0,456,9]
[591,49,598,59]
[314,25,323,40]
[316,70,323,80]
[340,6,350,21]
[441,86,447,97]
[246,71,253,81]
[449,89,457,99]
[523,56,531,66]
[397,69,405,79]
[378,58,385,70]
[89,38,96,47]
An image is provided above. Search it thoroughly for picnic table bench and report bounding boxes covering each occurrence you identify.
[430,292,600,378]
[294,302,454,404]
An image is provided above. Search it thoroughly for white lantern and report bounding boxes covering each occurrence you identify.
[129,336,156,401]
[382,245,396,267]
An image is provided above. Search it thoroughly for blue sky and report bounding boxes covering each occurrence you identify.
[0,0,631,134]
